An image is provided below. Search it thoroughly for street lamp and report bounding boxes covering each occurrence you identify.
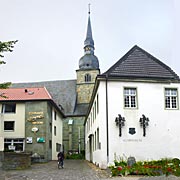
[139,114,149,137]
[115,114,125,137]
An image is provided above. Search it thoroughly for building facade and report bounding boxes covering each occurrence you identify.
[85,45,180,168]
[0,87,64,161]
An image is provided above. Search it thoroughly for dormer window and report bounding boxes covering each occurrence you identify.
[85,74,91,82]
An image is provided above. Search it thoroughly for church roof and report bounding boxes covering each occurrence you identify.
[11,80,81,116]
[11,80,89,117]
[79,13,99,70]
[79,54,99,70]
[100,45,180,82]
[84,15,94,48]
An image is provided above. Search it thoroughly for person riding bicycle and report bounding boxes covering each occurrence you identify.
[57,151,64,168]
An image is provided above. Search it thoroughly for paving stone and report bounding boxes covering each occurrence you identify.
[1,160,180,180]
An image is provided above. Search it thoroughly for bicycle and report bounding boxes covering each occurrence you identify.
[58,158,64,169]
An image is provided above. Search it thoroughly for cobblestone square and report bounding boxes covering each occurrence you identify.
[0,160,180,180]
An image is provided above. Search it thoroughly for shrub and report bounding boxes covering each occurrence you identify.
[65,152,84,159]
[109,158,180,177]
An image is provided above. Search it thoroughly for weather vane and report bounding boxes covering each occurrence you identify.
[88,3,91,14]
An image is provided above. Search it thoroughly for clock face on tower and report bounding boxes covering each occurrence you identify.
[85,47,91,51]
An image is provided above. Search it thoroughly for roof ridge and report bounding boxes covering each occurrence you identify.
[101,45,180,82]
[43,87,52,99]
[102,45,138,75]
[134,45,180,80]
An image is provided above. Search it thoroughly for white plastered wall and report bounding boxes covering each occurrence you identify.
[85,80,180,167]
[0,103,25,151]
[52,108,63,160]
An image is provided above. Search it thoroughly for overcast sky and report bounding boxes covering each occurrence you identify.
[1,0,180,83]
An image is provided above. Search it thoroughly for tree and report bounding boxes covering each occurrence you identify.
[0,40,18,89]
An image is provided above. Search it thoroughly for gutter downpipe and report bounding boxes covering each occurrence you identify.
[105,74,109,164]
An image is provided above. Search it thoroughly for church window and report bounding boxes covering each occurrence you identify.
[85,74,91,82]
[165,88,178,109]
[124,88,137,108]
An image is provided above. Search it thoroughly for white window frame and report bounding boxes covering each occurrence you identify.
[2,103,16,113]
[4,138,25,152]
[124,87,137,108]
[165,88,178,109]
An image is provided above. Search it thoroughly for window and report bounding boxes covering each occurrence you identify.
[93,107,95,123]
[49,140,52,149]
[49,122,52,133]
[94,101,96,119]
[54,111,57,120]
[4,121,15,131]
[2,103,16,113]
[97,94,99,114]
[97,128,100,150]
[54,126,56,136]
[165,88,178,109]
[95,131,96,150]
[4,138,24,151]
[85,74,91,82]
[124,88,137,108]
[56,143,61,152]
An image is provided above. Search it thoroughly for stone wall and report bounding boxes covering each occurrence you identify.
[63,117,85,153]
[76,69,99,104]
[25,101,51,162]
[2,152,31,170]
[0,151,4,168]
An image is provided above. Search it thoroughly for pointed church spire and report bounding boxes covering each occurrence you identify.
[78,5,99,70]
[84,4,94,53]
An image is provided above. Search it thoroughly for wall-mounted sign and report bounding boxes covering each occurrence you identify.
[32,121,43,125]
[27,112,44,122]
[31,127,39,133]
[123,139,142,142]
[37,137,45,143]
[29,112,43,115]
[8,145,15,150]
[26,137,33,144]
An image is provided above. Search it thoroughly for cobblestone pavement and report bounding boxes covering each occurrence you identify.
[0,160,180,180]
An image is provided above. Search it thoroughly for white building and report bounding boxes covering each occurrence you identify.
[85,45,180,168]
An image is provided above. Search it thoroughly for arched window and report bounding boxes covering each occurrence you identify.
[85,74,91,82]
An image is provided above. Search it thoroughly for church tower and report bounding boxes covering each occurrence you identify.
[76,9,100,104]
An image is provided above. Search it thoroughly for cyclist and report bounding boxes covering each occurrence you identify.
[57,151,64,168]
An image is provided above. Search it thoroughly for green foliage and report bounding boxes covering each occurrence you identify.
[0,40,18,60]
[0,40,17,91]
[110,158,180,177]
[65,152,85,159]
[0,82,12,89]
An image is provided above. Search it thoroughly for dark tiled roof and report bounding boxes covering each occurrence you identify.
[101,45,180,82]
[73,103,89,116]
[11,80,78,116]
